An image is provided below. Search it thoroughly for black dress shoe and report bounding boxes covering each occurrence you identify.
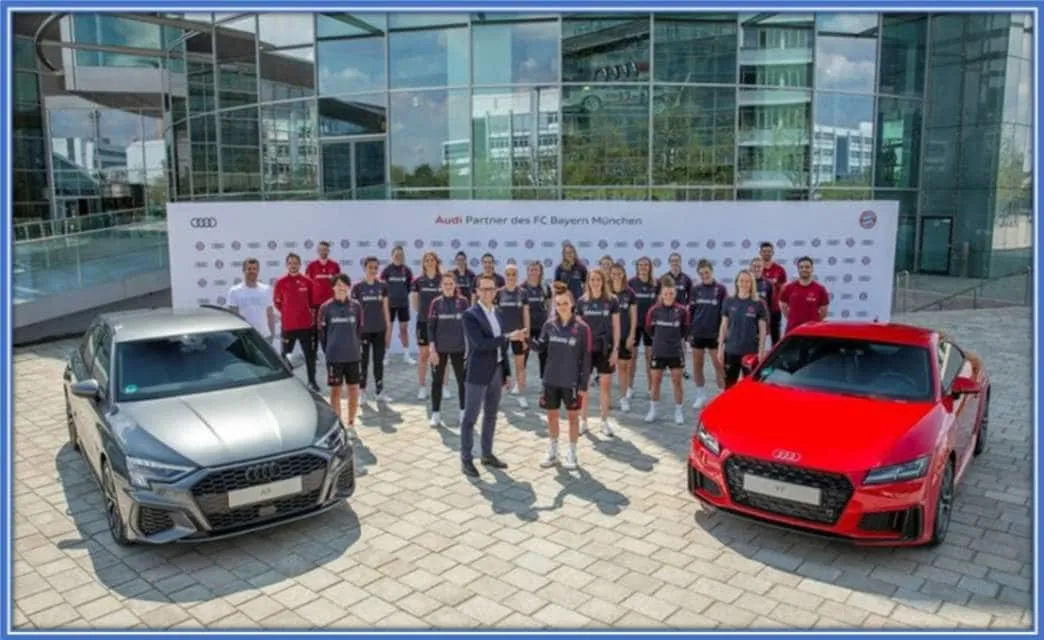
[461,460,480,477]
[481,455,508,469]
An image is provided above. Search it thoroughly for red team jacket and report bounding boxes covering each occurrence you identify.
[305,259,342,307]
[274,273,315,331]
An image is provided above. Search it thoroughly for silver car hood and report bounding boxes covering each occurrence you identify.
[115,377,330,467]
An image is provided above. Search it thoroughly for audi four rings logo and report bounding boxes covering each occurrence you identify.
[244,462,281,484]
[773,449,800,463]
[190,217,218,228]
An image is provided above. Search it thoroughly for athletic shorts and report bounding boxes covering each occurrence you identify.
[591,351,615,375]
[415,321,430,346]
[510,340,526,356]
[540,385,580,411]
[390,307,410,323]
[689,336,719,350]
[617,339,633,361]
[650,357,685,371]
[327,361,361,386]
[635,325,654,347]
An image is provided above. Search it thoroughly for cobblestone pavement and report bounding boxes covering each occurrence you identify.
[11,308,1034,630]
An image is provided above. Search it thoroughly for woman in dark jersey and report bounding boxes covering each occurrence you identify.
[351,257,392,405]
[427,272,470,426]
[521,261,551,378]
[599,255,614,275]
[718,269,768,389]
[688,259,728,409]
[381,245,415,366]
[609,263,638,413]
[554,242,588,301]
[644,275,690,425]
[410,251,442,401]
[576,268,620,437]
[451,251,476,300]
[628,256,658,400]
[497,264,530,409]
[748,256,775,315]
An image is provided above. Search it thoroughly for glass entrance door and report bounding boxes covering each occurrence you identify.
[321,137,386,199]
[918,216,953,274]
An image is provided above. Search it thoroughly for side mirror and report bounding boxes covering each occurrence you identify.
[740,354,759,373]
[70,379,101,399]
[950,376,981,397]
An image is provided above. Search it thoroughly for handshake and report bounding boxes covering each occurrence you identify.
[507,329,528,342]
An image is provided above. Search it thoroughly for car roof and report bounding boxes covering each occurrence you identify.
[786,321,937,347]
[100,307,252,343]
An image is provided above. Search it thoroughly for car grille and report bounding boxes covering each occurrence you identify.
[192,453,329,533]
[723,455,854,525]
[334,467,355,496]
[138,507,175,536]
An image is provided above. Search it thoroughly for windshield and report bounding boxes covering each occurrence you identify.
[753,335,934,402]
[115,329,290,402]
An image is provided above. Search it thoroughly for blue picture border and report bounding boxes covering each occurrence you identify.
[1,0,1040,637]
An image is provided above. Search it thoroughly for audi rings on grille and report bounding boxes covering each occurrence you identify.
[190,217,218,228]
[243,461,281,484]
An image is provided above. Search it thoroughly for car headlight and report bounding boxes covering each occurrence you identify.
[694,421,721,456]
[126,457,194,489]
[315,421,348,450]
[863,456,930,485]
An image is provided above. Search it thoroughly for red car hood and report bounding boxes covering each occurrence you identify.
[701,381,937,475]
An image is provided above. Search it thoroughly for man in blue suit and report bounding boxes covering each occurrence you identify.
[460,273,528,477]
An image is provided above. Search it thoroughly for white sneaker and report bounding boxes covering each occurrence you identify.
[518,395,529,410]
[644,405,657,423]
[359,391,369,405]
[443,387,453,400]
[510,384,520,396]
[563,447,579,470]
[674,406,685,425]
[429,412,444,428]
[625,388,634,401]
[540,443,558,468]
[580,419,589,435]
[383,355,390,366]
[692,391,706,410]
[376,392,390,405]
[600,420,615,438]
[620,397,631,412]
[404,353,416,365]
[418,387,429,401]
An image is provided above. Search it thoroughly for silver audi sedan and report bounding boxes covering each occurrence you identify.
[62,306,355,545]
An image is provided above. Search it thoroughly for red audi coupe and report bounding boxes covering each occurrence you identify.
[688,322,989,547]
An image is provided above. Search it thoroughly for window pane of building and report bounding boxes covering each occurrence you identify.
[317,35,385,95]
[388,27,468,89]
[652,86,735,186]
[262,100,318,193]
[875,97,922,188]
[562,17,651,83]
[472,87,559,197]
[739,13,813,88]
[473,20,559,85]
[653,14,737,84]
[389,89,470,195]
[812,92,874,197]
[815,14,878,93]
[562,85,649,186]
[878,14,927,96]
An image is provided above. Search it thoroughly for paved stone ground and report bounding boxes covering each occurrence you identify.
[11,308,1034,630]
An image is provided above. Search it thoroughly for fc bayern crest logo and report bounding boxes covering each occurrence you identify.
[859,292,868,301]
[842,310,851,318]
[304,240,314,250]
[741,239,751,249]
[543,258,553,267]
[214,259,224,269]
[706,240,716,250]
[359,258,367,267]
[195,241,205,251]
[811,238,821,247]
[598,240,608,249]
[231,241,241,251]
[489,239,498,249]
[653,258,662,268]
[844,274,853,283]
[859,210,878,229]
[452,239,461,249]
[634,240,644,249]
[724,257,734,267]
[508,257,516,265]
[670,240,680,250]
[233,277,242,285]
[777,239,787,248]
[414,239,424,249]
[378,239,387,249]
[525,239,535,249]
[862,257,871,265]
[197,278,207,287]
[470,258,479,267]
[828,256,837,265]
[688,258,697,267]
[341,239,351,248]
[216,296,226,305]
[267,241,277,250]
[846,238,856,247]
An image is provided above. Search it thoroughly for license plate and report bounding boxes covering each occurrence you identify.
[228,476,303,508]
[743,474,821,506]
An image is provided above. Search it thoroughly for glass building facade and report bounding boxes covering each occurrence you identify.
[11,12,1034,278]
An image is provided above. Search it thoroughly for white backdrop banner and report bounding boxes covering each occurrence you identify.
[168,200,899,354]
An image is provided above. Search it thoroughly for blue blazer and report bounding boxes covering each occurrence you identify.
[462,304,512,385]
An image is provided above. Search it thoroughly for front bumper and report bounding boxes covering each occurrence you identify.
[114,442,355,544]
[688,443,933,546]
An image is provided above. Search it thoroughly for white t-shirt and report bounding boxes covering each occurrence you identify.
[228,282,273,337]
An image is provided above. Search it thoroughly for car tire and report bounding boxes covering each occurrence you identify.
[927,459,954,548]
[65,393,79,452]
[101,461,132,547]
[973,394,989,456]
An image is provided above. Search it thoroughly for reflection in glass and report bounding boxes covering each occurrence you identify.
[137,111,167,210]
[472,87,559,196]
[319,94,387,137]
[317,13,387,38]
[322,142,352,199]
[219,106,261,194]
[651,188,734,201]
[474,188,557,200]
[215,16,257,108]
[875,97,922,188]
[389,27,468,89]
[259,13,315,47]
[738,13,813,87]
[472,21,559,85]
[390,14,467,29]
[190,115,219,194]
[815,14,878,93]
[562,85,649,186]
[262,101,319,193]
[737,189,809,200]
[389,90,470,194]
[564,188,648,200]
[354,140,387,199]
[14,36,36,69]
[317,35,385,95]
[72,14,179,68]
[653,14,737,84]
[187,59,216,116]
[260,46,315,100]
[737,88,810,190]
[878,15,927,96]
[812,93,874,195]
[652,86,735,186]
[321,139,387,200]
[562,17,651,83]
